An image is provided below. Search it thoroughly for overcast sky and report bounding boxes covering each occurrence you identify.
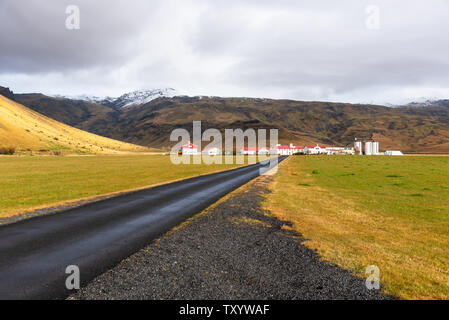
[1,0,449,104]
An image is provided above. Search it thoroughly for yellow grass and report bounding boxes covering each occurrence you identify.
[0,154,259,219]
[0,95,149,154]
[265,156,449,300]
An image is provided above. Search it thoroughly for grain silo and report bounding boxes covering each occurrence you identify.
[373,142,379,155]
[354,141,363,155]
[365,141,373,155]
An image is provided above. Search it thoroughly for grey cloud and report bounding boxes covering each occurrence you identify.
[191,0,449,97]
[1,0,449,103]
[0,0,158,73]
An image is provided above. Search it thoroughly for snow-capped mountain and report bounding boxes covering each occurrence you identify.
[111,88,178,108]
[405,99,449,108]
[385,97,449,108]
[53,88,179,109]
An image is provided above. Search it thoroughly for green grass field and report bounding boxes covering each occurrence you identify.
[0,155,255,218]
[266,155,449,299]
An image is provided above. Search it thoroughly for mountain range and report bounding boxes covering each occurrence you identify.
[0,90,149,154]
[405,99,449,109]
[3,86,449,153]
[53,88,179,109]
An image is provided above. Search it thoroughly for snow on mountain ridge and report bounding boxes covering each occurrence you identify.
[118,88,178,108]
[385,97,446,108]
[51,88,178,108]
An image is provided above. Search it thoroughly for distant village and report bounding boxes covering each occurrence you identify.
[180,140,404,156]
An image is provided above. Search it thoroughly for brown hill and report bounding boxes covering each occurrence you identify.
[0,94,149,154]
[13,93,449,153]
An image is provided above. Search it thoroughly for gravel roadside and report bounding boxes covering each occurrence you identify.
[71,175,392,300]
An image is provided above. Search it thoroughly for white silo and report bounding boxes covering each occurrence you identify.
[373,142,379,155]
[365,142,373,155]
[354,141,363,155]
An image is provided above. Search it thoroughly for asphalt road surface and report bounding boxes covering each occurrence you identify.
[71,174,391,300]
[0,157,286,299]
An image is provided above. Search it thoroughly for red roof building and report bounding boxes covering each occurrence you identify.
[304,145,327,154]
[181,142,198,155]
[240,147,270,155]
[274,144,304,155]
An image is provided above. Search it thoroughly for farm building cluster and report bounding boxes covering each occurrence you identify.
[241,144,355,155]
[179,140,403,156]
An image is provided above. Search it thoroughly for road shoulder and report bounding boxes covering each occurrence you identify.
[71,174,392,300]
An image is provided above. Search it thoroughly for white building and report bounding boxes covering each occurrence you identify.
[202,147,221,156]
[354,140,381,155]
[373,142,380,155]
[241,147,257,155]
[365,141,380,155]
[304,145,327,155]
[273,144,304,155]
[258,147,270,155]
[365,141,374,155]
[240,147,270,155]
[385,150,404,156]
[354,141,363,155]
[326,147,355,155]
[181,142,198,155]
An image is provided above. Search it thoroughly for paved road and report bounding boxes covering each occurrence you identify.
[71,173,391,300]
[0,157,286,299]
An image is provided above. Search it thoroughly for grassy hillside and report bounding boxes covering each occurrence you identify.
[266,156,449,299]
[14,94,449,153]
[0,94,148,154]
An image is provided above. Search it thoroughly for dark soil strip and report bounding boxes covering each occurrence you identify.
[71,176,392,300]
